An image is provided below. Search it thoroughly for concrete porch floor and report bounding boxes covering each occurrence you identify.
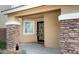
[19,43,61,54]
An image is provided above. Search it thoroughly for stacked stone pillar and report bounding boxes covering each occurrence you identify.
[5,20,20,51]
[59,13,79,54]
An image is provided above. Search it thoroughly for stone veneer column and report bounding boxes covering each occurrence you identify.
[5,20,20,51]
[59,13,79,54]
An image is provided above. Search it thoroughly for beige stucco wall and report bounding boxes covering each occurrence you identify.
[20,18,37,43]
[0,15,8,28]
[19,17,44,43]
[0,5,11,28]
[44,11,60,48]
[60,5,79,14]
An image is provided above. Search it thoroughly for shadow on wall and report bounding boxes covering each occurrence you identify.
[0,28,6,49]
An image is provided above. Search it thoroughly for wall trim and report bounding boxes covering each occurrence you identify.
[5,20,20,25]
[59,12,79,20]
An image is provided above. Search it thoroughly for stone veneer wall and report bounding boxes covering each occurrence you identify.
[6,25,20,51]
[60,19,79,54]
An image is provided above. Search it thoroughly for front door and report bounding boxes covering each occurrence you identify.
[37,21,44,43]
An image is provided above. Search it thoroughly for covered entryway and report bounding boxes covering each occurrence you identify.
[19,9,61,48]
[4,5,61,52]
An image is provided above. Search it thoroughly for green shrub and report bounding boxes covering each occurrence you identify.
[0,38,6,49]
